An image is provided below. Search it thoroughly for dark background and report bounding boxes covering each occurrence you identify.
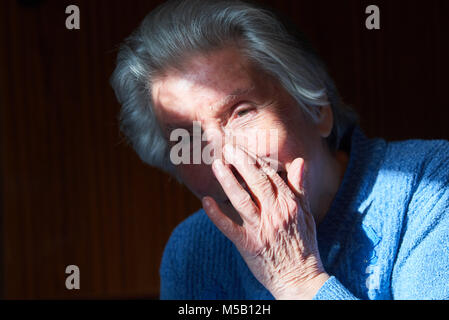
[0,0,448,299]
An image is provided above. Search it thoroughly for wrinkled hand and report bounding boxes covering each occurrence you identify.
[202,144,329,299]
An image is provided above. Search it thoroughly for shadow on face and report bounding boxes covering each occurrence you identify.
[151,46,334,225]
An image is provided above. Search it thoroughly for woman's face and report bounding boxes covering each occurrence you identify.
[151,47,333,223]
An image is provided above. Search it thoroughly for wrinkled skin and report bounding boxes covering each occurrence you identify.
[152,47,348,299]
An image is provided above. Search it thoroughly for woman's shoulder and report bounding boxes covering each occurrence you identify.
[384,138,449,172]
[376,137,449,210]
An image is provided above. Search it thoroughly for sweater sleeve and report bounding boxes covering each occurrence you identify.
[313,276,359,300]
[391,185,449,298]
[391,192,449,299]
[391,142,449,299]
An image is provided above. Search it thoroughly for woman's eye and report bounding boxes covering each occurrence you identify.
[236,108,252,117]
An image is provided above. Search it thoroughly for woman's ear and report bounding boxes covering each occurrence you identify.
[316,105,333,138]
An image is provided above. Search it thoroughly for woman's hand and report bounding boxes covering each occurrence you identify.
[202,144,329,299]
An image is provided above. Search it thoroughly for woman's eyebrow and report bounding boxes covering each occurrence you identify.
[208,86,255,112]
[164,86,256,133]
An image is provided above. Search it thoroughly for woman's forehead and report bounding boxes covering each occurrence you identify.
[151,53,267,120]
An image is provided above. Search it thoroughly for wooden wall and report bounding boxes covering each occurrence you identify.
[0,0,448,299]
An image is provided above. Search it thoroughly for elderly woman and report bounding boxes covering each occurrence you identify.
[110,0,449,300]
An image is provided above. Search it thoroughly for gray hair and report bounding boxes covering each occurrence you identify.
[110,0,357,174]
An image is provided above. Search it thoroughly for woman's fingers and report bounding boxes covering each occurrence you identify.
[202,196,245,244]
[211,145,305,233]
[211,158,260,226]
[223,144,277,209]
[256,156,296,200]
[287,158,306,196]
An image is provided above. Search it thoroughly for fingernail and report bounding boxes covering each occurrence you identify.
[212,158,225,177]
[202,197,210,208]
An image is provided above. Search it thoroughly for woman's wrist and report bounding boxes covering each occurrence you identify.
[274,272,330,300]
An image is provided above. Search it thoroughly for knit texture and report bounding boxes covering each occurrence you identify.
[160,128,449,300]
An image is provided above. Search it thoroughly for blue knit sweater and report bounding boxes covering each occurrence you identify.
[160,128,449,300]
